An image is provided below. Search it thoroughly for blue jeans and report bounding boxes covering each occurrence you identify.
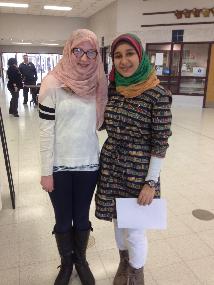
[49,170,98,233]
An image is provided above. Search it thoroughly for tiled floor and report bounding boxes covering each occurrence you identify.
[0,83,214,284]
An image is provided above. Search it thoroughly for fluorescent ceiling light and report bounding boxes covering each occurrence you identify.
[41,43,59,46]
[0,2,29,8]
[13,42,32,45]
[44,5,72,11]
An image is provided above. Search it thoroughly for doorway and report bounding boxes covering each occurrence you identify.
[1,52,62,84]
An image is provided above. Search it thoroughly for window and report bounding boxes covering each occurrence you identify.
[172,30,184,43]
[181,43,209,77]
[146,42,210,96]
[147,44,171,76]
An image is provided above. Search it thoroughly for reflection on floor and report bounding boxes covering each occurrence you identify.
[1,84,214,285]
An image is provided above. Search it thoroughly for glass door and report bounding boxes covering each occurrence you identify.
[40,54,62,82]
[146,42,210,96]
[169,44,182,94]
[179,43,209,95]
[2,52,62,84]
[147,43,172,88]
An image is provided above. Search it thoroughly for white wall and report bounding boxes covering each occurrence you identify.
[88,1,118,46]
[117,0,214,44]
[140,0,214,25]
[88,0,214,46]
[0,13,88,46]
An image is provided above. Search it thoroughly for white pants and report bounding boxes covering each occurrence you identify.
[114,219,148,269]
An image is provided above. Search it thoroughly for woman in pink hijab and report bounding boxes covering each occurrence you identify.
[39,29,107,285]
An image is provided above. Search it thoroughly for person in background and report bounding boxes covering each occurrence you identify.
[7,58,23,117]
[19,54,37,104]
[39,29,107,285]
[95,33,172,285]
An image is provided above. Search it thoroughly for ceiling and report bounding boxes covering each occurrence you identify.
[0,0,116,18]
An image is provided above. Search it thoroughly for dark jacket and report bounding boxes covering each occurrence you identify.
[19,62,37,84]
[7,66,23,92]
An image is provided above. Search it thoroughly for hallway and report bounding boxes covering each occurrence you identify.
[0,85,214,285]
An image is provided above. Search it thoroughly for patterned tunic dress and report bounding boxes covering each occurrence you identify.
[95,83,172,221]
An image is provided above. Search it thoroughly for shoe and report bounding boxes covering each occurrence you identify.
[127,264,144,285]
[113,250,129,285]
[13,114,19,117]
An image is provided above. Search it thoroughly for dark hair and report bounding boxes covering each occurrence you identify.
[7,57,17,66]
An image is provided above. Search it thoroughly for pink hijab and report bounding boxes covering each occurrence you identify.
[39,29,108,129]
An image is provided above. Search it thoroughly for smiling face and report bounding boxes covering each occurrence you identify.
[72,41,96,69]
[113,42,140,77]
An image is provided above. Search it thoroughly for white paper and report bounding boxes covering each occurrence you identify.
[193,67,206,76]
[156,66,163,76]
[116,198,167,229]
[155,53,164,66]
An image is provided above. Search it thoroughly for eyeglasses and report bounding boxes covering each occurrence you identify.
[72,47,98,59]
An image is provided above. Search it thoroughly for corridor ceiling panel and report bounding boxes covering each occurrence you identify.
[0,0,116,18]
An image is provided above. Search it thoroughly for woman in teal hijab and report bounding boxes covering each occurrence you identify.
[96,33,172,285]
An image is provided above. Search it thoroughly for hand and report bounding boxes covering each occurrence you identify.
[40,175,54,192]
[137,184,155,206]
[14,86,18,92]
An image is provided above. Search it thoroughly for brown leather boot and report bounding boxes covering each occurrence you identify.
[113,250,129,285]
[127,264,144,285]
